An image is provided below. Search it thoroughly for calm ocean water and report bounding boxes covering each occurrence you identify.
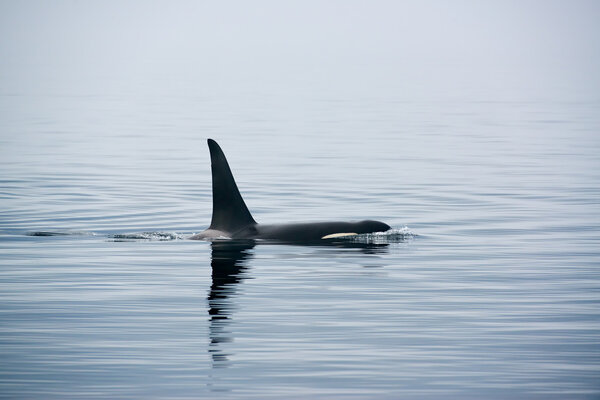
[1,84,599,399]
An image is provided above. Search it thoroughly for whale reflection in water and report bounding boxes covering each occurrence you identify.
[208,240,255,367]
[206,239,389,367]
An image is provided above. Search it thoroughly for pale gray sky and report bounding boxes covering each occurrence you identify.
[1,0,599,99]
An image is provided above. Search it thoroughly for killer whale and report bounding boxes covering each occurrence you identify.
[190,139,390,241]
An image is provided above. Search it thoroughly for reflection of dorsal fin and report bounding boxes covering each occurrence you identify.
[207,139,256,233]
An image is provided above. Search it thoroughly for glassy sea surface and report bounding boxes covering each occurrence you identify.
[1,87,599,399]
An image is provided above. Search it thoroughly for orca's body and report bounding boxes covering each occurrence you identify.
[190,139,390,242]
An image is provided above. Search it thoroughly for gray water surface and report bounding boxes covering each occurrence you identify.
[1,92,599,399]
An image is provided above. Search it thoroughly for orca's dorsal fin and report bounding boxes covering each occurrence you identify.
[207,139,257,233]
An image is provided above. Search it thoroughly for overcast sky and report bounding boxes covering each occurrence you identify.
[1,0,599,100]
